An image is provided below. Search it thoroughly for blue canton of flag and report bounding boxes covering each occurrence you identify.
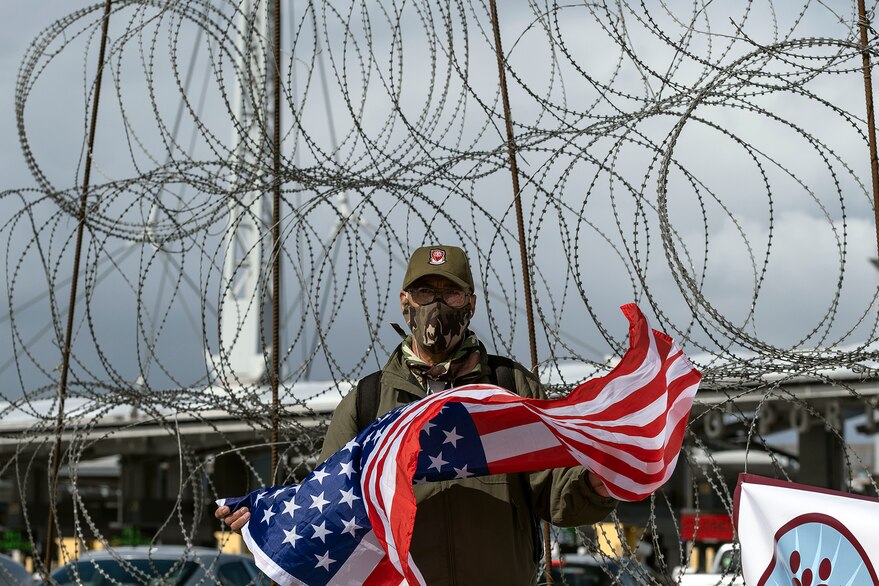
[413,402,490,482]
[218,406,406,586]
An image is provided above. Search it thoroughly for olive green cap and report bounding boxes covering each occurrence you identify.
[402,245,474,292]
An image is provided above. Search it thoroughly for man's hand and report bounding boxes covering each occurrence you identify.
[215,505,250,533]
[586,471,611,498]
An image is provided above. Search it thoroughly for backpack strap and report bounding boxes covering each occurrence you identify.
[354,370,382,432]
[486,354,516,392]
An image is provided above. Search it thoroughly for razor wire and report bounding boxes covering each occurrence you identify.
[1,0,879,583]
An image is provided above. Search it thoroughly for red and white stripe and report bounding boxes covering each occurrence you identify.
[359,303,701,584]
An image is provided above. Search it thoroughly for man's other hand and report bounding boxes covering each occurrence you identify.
[586,471,611,498]
[215,505,250,533]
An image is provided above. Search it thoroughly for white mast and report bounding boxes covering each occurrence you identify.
[215,0,269,383]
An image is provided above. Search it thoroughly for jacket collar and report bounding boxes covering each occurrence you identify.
[380,338,493,399]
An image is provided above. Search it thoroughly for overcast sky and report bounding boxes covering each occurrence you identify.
[2,1,878,407]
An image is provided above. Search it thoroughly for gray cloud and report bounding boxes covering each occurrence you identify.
[1,0,878,403]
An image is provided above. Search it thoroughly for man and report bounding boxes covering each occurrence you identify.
[217,245,617,584]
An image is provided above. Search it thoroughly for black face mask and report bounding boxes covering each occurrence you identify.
[404,300,472,355]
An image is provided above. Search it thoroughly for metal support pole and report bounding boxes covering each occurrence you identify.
[270,0,282,486]
[42,0,113,577]
[486,1,551,582]
[858,0,879,261]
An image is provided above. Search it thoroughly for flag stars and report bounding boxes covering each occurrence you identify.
[341,516,361,537]
[428,451,448,472]
[454,465,474,479]
[311,521,332,543]
[309,492,330,513]
[260,506,276,525]
[254,492,267,505]
[442,427,463,448]
[314,551,336,571]
[271,487,287,499]
[282,497,299,518]
[341,438,359,453]
[337,460,355,479]
[311,469,330,485]
[281,527,300,547]
[422,420,436,435]
[338,487,361,508]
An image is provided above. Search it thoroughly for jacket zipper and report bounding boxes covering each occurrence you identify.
[446,381,457,585]
[442,481,456,584]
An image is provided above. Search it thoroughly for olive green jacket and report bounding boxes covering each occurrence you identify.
[319,342,618,586]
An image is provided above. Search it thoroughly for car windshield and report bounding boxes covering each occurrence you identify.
[550,561,637,586]
[50,559,198,586]
[716,549,740,574]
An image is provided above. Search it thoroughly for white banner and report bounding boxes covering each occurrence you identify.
[734,473,879,586]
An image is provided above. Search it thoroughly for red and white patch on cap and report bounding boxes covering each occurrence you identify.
[428,248,446,265]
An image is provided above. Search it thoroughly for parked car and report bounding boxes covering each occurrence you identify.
[47,546,269,586]
[712,543,739,575]
[540,553,668,586]
[0,553,34,585]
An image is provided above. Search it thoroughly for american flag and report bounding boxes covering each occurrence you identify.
[217,304,701,585]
